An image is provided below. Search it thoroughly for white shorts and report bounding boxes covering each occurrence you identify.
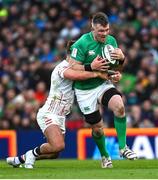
[75,81,114,114]
[36,110,66,134]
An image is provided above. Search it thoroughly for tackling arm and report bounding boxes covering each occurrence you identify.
[63,67,108,81]
[68,57,84,70]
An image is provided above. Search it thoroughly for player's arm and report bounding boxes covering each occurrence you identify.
[70,56,110,72]
[63,68,108,81]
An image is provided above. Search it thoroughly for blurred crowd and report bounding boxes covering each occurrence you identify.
[0,0,158,130]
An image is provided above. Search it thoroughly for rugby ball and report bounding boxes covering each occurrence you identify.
[102,44,116,64]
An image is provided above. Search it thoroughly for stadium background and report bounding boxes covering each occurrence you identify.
[0,0,158,160]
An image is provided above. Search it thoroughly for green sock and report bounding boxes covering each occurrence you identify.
[92,131,109,158]
[114,116,126,149]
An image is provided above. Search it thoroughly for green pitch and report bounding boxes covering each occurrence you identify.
[0,159,158,179]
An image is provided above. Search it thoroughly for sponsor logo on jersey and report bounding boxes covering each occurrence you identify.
[71,48,77,58]
[88,50,95,56]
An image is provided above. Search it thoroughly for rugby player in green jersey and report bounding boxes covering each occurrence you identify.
[70,12,137,168]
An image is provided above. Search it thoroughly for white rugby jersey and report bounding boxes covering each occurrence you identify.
[38,60,74,116]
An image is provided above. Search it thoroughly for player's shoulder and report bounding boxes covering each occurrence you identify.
[56,60,69,68]
[53,60,69,72]
[74,32,91,44]
[81,32,91,39]
[53,60,70,78]
[106,34,117,41]
[71,33,91,52]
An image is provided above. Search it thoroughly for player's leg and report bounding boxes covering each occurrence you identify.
[6,151,59,168]
[24,124,65,168]
[23,112,66,168]
[7,110,66,168]
[7,119,65,168]
[75,86,113,168]
[38,124,65,154]
[36,152,59,160]
[101,88,137,160]
[108,94,137,160]
[84,111,112,168]
[6,155,25,168]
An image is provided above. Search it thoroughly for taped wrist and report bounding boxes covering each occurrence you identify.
[84,64,92,71]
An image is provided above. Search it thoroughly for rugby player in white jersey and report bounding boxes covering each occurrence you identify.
[6,41,121,169]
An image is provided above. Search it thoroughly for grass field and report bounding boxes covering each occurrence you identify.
[0,159,158,179]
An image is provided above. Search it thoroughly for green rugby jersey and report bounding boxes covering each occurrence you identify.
[70,32,118,90]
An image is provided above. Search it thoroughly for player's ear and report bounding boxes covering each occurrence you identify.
[91,22,94,30]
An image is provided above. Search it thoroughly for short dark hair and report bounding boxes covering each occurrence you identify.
[66,40,75,54]
[92,12,109,26]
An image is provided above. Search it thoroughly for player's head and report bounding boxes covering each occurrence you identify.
[91,12,109,43]
[66,40,75,62]
[66,40,75,55]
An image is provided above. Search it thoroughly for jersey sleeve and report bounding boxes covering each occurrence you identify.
[70,38,86,63]
[58,65,71,78]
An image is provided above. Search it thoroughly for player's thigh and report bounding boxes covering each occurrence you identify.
[44,124,64,147]
[108,94,124,112]
[75,89,98,114]
[37,111,66,134]
[99,87,122,108]
[75,83,114,115]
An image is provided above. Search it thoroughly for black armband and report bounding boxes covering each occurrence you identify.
[84,64,93,71]
[119,57,125,65]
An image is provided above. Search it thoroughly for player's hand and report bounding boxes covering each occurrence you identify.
[109,71,122,83]
[91,55,110,71]
[110,48,125,62]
